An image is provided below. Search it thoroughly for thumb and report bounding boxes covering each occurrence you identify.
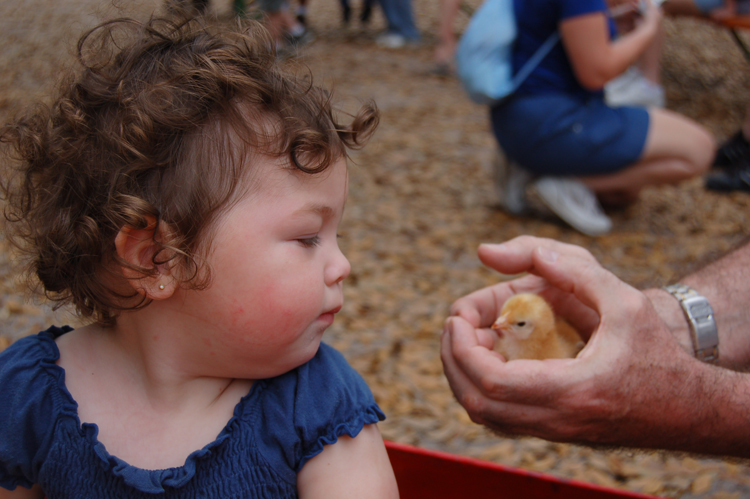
[529,246,636,321]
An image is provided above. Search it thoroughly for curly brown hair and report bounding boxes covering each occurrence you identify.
[0,16,379,326]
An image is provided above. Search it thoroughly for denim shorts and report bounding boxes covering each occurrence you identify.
[694,0,725,12]
[490,93,650,176]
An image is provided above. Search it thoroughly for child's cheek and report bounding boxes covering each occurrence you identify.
[224,277,318,344]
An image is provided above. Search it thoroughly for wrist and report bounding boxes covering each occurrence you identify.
[662,284,719,364]
[643,288,694,355]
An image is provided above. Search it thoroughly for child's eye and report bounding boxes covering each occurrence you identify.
[297,236,320,248]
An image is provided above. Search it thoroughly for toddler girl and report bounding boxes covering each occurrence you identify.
[0,16,396,499]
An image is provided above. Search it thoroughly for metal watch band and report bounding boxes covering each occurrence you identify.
[662,284,719,365]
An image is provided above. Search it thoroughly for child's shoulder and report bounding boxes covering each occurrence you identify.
[0,326,76,490]
[274,342,373,399]
[0,325,71,378]
[0,326,76,416]
[250,343,385,473]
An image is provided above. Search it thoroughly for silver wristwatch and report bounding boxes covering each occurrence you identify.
[662,284,719,364]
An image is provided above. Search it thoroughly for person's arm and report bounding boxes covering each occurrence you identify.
[644,240,750,370]
[560,0,661,89]
[434,0,461,67]
[297,424,399,499]
[442,236,750,457]
[0,485,44,499]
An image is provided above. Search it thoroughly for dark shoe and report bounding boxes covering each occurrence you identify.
[705,164,750,192]
[713,131,750,169]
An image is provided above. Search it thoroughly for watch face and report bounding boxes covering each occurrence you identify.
[684,296,712,320]
[665,286,719,364]
[681,296,719,356]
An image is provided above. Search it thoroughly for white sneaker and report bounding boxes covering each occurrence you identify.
[493,156,531,215]
[534,177,612,236]
[376,32,407,49]
[605,67,665,109]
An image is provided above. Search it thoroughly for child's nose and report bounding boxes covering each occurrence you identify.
[326,245,351,286]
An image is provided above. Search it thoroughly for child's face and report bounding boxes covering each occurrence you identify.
[173,156,351,379]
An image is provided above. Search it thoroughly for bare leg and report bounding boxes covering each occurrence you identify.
[580,108,715,198]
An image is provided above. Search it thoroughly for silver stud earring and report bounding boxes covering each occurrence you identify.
[159,284,165,290]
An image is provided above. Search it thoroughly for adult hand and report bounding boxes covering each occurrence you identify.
[441,236,713,450]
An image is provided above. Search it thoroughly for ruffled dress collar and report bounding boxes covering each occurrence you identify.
[39,326,262,493]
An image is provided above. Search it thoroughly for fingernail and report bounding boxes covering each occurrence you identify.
[480,243,508,252]
[443,317,454,335]
[538,246,560,263]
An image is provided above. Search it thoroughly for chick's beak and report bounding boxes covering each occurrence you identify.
[491,314,508,332]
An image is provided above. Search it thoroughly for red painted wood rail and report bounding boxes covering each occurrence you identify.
[385,440,661,499]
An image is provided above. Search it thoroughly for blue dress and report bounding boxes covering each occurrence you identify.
[0,326,385,498]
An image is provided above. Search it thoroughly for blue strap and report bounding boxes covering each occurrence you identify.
[510,32,560,91]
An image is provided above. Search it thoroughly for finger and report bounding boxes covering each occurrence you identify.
[477,237,596,277]
[475,327,497,350]
[442,318,586,439]
[449,274,547,327]
[536,286,601,338]
[446,316,568,401]
[449,287,498,328]
[440,320,498,427]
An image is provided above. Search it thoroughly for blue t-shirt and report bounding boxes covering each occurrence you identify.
[512,0,613,99]
[0,327,385,498]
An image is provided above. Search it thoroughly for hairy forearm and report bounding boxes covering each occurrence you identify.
[590,356,750,457]
[645,242,750,370]
[664,362,750,457]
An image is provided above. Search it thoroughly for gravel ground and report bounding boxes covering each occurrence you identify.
[1,0,750,497]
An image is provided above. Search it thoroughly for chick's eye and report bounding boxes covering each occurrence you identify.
[516,321,526,327]
[297,236,320,248]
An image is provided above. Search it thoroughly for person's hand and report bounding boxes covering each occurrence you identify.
[433,36,456,74]
[606,0,638,18]
[441,236,706,449]
[449,240,601,344]
[637,0,663,32]
[606,0,639,33]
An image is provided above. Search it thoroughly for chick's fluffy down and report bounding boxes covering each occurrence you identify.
[491,293,583,360]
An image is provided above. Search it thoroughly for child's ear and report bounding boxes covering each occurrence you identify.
[114,218,177,299]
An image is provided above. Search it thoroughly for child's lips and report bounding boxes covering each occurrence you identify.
[318,305,342,325]
[326,305,342,315]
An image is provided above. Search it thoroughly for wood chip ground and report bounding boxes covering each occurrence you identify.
[1,0,749,497]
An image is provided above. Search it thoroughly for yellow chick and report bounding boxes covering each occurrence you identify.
[491,293,584,360]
